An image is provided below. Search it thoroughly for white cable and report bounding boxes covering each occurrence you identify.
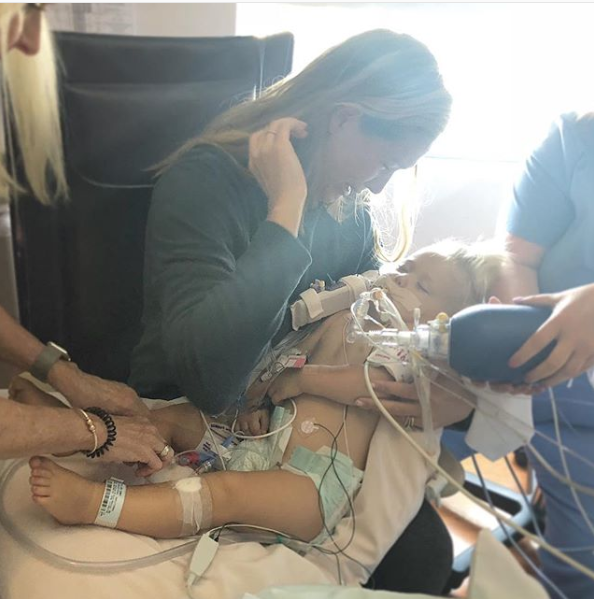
[201,411,226,471]
[503,455,545,538]
[342,405,351,459]
[340,318,352,460]
[206,513,358,555]
[471,454,570,599]
[362,361,594,583]
[423,356,594,499]
[0,460,198,573]
[231,398,297,440]
[207,522,301,540]
[420,355,594,476]
[528,444,594,499]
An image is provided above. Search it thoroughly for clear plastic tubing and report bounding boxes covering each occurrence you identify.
[364,304,555,384]
[0,459,197,573]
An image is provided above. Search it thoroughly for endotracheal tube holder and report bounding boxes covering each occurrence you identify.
[351,290,555,384]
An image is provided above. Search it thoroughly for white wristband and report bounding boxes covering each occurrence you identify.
[94,478,126,528]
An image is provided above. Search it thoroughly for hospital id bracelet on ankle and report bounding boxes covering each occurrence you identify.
[94,477,127,528]
[84,407,117,458]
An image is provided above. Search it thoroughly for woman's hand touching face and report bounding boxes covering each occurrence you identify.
[249,118,309,237]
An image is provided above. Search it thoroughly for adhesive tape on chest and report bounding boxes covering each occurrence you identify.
[300,418,317,435]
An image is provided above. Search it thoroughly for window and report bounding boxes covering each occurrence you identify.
[237,3,594,249]
[238,2,594,161]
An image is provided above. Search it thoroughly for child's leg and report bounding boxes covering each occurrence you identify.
[9,376,64,408]
[30,457,323,541]
[205,469,323,541]
[29,457,184,537]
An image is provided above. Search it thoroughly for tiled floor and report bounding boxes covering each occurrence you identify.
[438,452,540,597]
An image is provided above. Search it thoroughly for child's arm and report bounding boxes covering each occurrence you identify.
[267,363,394,406]
[244,317,332,407]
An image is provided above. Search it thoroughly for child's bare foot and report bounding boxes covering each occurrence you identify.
[29,457,104,526]
[9,376,62,408]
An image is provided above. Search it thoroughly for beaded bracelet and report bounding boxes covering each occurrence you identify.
[83,407,117,458]
[75,409,98,454]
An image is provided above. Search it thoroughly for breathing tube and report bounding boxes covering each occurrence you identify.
[351,290,554,384]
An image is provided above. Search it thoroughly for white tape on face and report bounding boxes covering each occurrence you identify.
[375,276,422,312]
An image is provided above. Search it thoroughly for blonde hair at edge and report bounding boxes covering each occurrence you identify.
[161,29,452,263]
[0,3,66,205]
[423,238,508,306]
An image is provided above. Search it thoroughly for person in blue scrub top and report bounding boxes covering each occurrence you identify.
[502,112,594,599]
[432,112,594,599]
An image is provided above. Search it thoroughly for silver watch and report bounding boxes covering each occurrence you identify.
[30,341,71,383]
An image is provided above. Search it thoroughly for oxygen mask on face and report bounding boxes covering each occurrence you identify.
[349,288,556,384]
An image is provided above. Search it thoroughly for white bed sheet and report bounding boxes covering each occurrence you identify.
[0,397,431,599]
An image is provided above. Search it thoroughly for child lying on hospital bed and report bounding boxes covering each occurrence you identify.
[20,240,504,544]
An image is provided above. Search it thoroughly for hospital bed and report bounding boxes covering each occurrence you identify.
[1,28,579,599]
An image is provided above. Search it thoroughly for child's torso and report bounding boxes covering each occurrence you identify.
[283,311,379,471]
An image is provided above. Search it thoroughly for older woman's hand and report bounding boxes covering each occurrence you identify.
[249,118,309,237]
[353,373,475,430]
[106,414,173,477]
[509,283,594,388]
[48,362,150,417]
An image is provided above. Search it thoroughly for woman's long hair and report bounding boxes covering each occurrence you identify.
[0,3,67,204]
[160,29,452,262]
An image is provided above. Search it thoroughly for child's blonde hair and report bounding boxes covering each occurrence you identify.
[423,238,508,306]
[0,3,67,204]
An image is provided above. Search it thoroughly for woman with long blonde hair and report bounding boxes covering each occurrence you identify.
[130,29,455,593]
[0,3,171,474]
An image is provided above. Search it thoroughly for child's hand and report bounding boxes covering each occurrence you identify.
[354,373,475,430]
[236,408,271,437]
[267,369,303,405]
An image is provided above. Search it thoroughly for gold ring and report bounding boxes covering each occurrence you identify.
[158,444,171,459]
[264,130,277,136]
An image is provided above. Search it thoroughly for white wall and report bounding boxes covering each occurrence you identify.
[134,3,236,37]
[47,3,237,37]
[410,159,520,252]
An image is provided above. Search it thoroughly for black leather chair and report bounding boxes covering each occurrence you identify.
[10,31,294,382]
